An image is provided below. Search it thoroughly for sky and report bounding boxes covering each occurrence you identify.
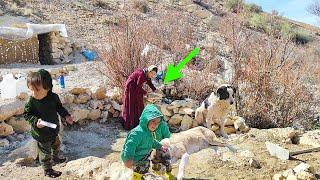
[245,0,320,27]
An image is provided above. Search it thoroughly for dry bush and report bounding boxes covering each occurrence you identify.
[220,15,318,128]
[98,12,195,98]
[133,0,150,13]
[175,60,222,101]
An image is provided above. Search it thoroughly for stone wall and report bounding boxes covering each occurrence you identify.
[146,93,250,135]
[0,84,122,137]
[0,32,75,65]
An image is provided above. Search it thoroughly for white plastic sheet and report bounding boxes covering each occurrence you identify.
[0,23,68,40]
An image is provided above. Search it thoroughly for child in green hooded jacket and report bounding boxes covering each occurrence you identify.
[121,104,174,179]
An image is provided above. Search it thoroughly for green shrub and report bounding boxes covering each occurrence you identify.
[248,13,268,32]
[245,3,263,13]
[226,0,244,13]
[293,29,312,44]
[280,22,296,39]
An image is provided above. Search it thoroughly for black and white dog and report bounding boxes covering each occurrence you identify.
[195,84,236,138]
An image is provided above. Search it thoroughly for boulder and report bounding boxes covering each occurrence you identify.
[159,105,173,116]
[163,115,170,122]
[286,175,297,180]
[71,106,89,122]
[100,111,109,123]
[248,127,299,142]
[224,126,236,134]
[293,163,311,174]
[89,100,104,110]
[106,87,122,102]
[168,114,183,126]
[113,111,120,118]
[173,108,179,114]
[88,109,101,120]
[111,101,121,112]
[299,130,320,147]
[211,124,220,131]
[92,87,106,100]
[6,117,31,133]
[8,138,37,160]
[70,87,87,95]
[233,116,250,132]
[0,122,14,137]
[282,169,294,177]
[296,171,316,180]
[178,107,194,115]
[225,116,236,126]
[171,100,193,108]
[63,156,110,179]
[180,115,193,131]
[0,99,25,121]
[59,92,75,104]
[249,158,261,169]
[273,174,285,180]
[74,93,91,104]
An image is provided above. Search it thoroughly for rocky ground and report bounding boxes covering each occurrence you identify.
[1,121,320,179]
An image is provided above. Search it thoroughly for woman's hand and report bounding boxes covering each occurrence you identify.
[124,160,133,169]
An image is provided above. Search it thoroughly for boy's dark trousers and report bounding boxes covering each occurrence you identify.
[37,136,61,170]
[151,149,172,173]
[133,153,151,174]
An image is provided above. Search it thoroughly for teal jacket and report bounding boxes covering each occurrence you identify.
[121,104,170,163]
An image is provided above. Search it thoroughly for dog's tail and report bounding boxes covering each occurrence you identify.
[177,153,190,180]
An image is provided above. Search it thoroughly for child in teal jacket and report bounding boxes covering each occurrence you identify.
[121,104,172,179]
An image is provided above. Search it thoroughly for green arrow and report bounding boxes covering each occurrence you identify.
[163,47,200,84]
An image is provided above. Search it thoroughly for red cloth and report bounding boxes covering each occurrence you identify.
[121,69,156,130]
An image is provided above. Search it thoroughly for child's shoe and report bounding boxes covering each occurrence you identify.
[165,172,176,180]
[53,156,67,164]
[44,169,62,178]
[132,172,143,180]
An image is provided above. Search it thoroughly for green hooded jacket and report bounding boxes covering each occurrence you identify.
[121,104,170,163]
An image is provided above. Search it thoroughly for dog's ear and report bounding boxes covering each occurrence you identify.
[216,86,227,98]
[232,86,236,95]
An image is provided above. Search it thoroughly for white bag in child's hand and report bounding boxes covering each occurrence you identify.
[39,119,57,129]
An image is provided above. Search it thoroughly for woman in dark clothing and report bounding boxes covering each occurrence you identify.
[121,65,158,130]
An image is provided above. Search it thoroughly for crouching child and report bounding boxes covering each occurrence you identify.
[121,104,174,180]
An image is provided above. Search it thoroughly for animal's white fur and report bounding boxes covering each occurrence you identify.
[161,126,237,179]
[177,153,189,180]
[195,84,235,138]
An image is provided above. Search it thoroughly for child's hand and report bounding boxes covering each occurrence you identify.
[37,119,45,128]
[124,160,133,169]
[66,115,73,125]
[161,145,168,152]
